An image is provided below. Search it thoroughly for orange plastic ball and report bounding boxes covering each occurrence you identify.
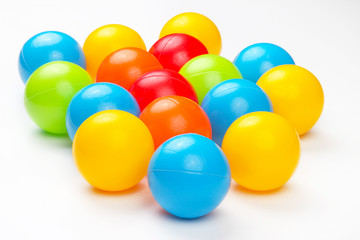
[96,47,163,90]
[140,96,212,148]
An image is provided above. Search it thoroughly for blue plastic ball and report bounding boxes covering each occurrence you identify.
[66,82,140,141]
[18,31,86,84]
[201,79,273,146]
[148,133,231,219]
[233,43,295,82]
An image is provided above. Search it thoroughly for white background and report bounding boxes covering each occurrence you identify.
[1,0,360,239]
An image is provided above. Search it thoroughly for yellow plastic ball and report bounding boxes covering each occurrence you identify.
[83,24,146,80]
[257,65,324,135]
[160,12,222,55]
[222,112,300,191]
[72,110,154,191]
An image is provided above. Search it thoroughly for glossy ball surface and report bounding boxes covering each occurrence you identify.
[129,69,198,110]
[149,33,208,72]
[83,24,146,79]
[233,43,295,82]
[257,65,324,135]
[66,82,140,141]
[19,31,86,84]
[202,79,273,146]
[24,61,93,134]
[148,133,231,218]
[222,112,300,191]
[160,12,222,55]
[96,47,162,90]
[179,54,242,103]
[73,110,154,192]
[140,96,211,149]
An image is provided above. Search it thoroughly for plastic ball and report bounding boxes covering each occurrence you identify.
[24,61,93,134]
[66,82,140,141]
[257,65,324,135]
[83,24,146,79]
[149,33,208,72]
[96,47,163,90]
[148,133,231,218]
[140,96,211,149]
[222,112,300,191]
[160,12,222,55]
[129,69,198,110]
[233,43,295,82]
[73,110,154,192]
[18,31,86,84]
[202,79,273,146]
[179,54,242,103]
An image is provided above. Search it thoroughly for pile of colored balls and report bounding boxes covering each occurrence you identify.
[19,12,324,219]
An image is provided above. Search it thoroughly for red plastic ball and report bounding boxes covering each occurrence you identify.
[129,69,198,110]
[149,33,208,72]
[96,47,163,90]
[140,95,212,148]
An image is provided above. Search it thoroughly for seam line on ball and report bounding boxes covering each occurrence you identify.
[148,169,229,178]
[156,34,176,61]
[136,66,164,75]
[24,84,90,102]
[202,85,268,104]
[20,49,32,75]
[136,75,193,89]
[185,71,240,80]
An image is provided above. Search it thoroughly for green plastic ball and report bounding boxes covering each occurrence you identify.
[24,61,93,134]
[179,54,242,103]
